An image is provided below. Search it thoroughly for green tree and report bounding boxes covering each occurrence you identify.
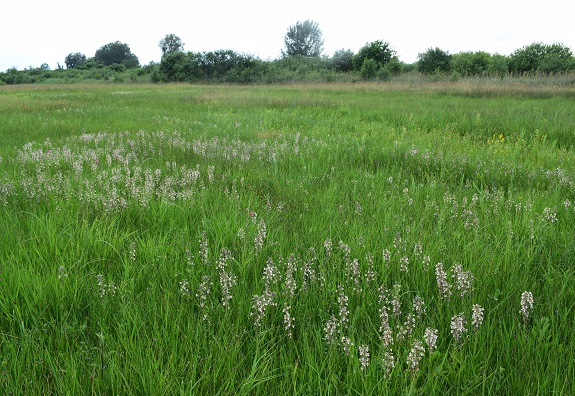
[65,52,86,69]
[159,34,185,57]
[94,41,140,68]
[352,40,396,71]
[452,51,491,76]
[417,47,452,74]
[488,54,509,75]
[384,57,404,76]
[329,49,354,72]
[158,50,258,82]
[509,42,574,74]
[77,58,103,70]
[159,52,198,82]
[359,58,378,79]
[283,20,324,57]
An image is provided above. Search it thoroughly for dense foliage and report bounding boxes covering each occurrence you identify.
[509,42,574,74]
[1,28,575,85]
[417,47,452,74]
[159,34,185,57]
[94,41,140,68]
[64,52,86,69]
[353,40,396,71]
[282,19,324,57]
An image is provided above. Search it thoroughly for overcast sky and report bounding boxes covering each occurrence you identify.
[1,0,574,71]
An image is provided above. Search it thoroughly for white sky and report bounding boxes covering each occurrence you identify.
[1,0,574,71]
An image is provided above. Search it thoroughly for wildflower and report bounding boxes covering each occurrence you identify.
[301,248,317,291]
[338,241,351,261]
[262,257,281,289]
[254,218,266,253]
[413,242,423,256]
[341,336,353,356]
[397,313,416,343]
[185,247,193,267]
[382,350,395,378]
[471,304,484,330]
[542,207,558,223]
[324,315,338,345]
[129,241,136,262]
[179,279,190,296]
[217,248,236,309]
[251,290,277,327]
[379,306,394,347]
[359,344,370,371]
[451,313,467,342]
[393,233,405,253]
[236,227,246,244]
[346,258,361,292]
[435,262,452,300]
[199,231,209,265]
[399,256,409,272]
[520,291,534,323]
[355,201,362,215]
[424,327,438,354]
[412,295,426,318]
[452,263,473,297]
[207,165,215,183]
[364,253,377,284]
[337,285,349,329]
[422,255,431,271]
[96,274,117,298]
[283,304,294,338]
[58,266,68,279]
[406,339,425,374]
[323,238,332,257]
[382,248,391,265]
[196,275,212,314]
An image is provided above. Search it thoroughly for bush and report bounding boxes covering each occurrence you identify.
[329,49,354,72]
[94,41,140,68]
[384,58,403,76]
[417,48,452,74]
[353,40,395,71]
[360,59,378,79]
[377,67,391,81]
[109,63,126,73]
[509,42,574,74]
[452,51,491,76]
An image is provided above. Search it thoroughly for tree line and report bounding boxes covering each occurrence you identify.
[2,20,574,85]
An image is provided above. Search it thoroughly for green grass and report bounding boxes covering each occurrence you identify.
[1,81,574,394]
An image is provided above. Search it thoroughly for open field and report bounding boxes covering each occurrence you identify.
[1,82,574,394]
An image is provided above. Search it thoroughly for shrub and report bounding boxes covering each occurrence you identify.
[360,58,378,79]
[509,42,574,74]
[353,40,396,71]
[417,48,452,74]
[329,49,354,72]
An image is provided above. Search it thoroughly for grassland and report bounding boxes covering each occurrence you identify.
[1,81,574,394]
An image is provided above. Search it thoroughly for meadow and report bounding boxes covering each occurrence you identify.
[0,81,574,394]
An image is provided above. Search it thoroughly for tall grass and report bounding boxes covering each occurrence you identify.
[1,82,574,394]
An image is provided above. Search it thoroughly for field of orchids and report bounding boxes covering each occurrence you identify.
[1,82,574,394]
